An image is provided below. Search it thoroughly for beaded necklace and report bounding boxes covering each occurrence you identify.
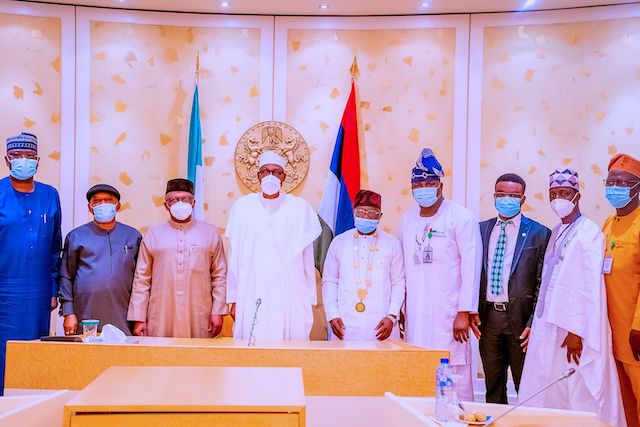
[352,230,379,312]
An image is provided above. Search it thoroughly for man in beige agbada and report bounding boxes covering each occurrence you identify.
[127,178,228,338]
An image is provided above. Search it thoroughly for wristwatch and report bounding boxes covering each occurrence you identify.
[386,314,398,326]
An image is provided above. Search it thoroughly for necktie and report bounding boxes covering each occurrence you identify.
[490,220,510,296]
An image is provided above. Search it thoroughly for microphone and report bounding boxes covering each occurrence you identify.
[247,298,262,347]
[484,368,576,426]
[560,367,576,379]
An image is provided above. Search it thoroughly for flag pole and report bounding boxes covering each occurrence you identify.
[349,56,359,81]
[188,51,204,219]
[195,50,200,85]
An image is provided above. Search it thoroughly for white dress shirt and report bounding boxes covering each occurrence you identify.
[486,213,521,303]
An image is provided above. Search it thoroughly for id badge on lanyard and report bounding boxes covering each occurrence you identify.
[423,245,433,264]
[603,240,614,275]
[414,226,434,265]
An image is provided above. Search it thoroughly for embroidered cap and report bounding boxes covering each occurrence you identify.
[354,189,382,210]
[258,151,286,169]
[6,132,37,152]
[549,168,579,191]
[411,148,444,183]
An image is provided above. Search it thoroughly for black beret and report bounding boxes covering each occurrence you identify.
[86,184,121,202]
[166,178,194,195]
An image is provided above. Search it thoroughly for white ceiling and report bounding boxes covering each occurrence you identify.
[22,0,640,16]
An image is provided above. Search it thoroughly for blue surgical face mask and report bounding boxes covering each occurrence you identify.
[93,203,117,223]
[412,187,439,208]
[9,158,37,181]
[605,185,637,209]
[495,196,521,218]
[354,217,379,234]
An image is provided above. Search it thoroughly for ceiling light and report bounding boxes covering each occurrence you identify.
[420,2,429,6]
[522,0,535,8]
[318,4,330,10]
[220,1,230,7]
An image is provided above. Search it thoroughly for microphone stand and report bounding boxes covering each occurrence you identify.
[247,298,262,347]
[484,368,576,426]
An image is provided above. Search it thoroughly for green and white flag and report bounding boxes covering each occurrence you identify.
[187,84,204,219]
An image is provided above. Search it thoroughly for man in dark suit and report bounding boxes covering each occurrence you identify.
[470,173,551,404]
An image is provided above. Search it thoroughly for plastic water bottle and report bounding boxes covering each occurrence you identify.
[435,358,453,422]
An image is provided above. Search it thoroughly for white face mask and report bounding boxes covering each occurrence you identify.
[261,174,282,196]
[169,201,193,221]
[550,194,577,219]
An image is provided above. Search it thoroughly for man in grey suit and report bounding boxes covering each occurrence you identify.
[470,173,551,404]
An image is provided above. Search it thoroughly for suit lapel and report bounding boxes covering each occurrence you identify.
[510,216,532,276]
[482,218,497,270]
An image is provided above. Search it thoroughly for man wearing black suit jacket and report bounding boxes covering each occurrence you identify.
[470,173,551,404]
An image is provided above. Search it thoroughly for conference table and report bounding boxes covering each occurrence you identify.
[4,337,445,396]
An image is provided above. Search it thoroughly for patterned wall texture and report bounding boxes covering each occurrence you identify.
[285,27,459,234]
[479,17,640,228]
[88,21,263,231]
[3,8,640,235]
[0,12,61,187]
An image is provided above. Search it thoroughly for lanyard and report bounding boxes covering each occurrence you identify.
[415,223,433,252]
[552,215,582,256]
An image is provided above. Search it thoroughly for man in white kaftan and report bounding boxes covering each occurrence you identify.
[322,190,405,341]
[400,148,482,402]
[226,151,321,341]
[519,168,625,427]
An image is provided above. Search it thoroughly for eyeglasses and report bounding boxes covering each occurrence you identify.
[7,152,38,160]
[258,167,285,178]
[90,198,117,207]
[494,192,523,199]
[354,207,382,219]
[603,179,639,188]
[165,196,194,206]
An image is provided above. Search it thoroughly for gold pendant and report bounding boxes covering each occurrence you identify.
[355,302,366,312]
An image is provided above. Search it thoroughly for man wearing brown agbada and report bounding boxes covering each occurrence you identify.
[127,178,228,338]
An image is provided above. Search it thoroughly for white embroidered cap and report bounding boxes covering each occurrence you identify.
[258,151,286,169]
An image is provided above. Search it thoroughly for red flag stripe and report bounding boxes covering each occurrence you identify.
[340,81,361,204]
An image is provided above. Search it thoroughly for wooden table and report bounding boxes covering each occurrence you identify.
[63,366,305,427]
[5,337,446,396]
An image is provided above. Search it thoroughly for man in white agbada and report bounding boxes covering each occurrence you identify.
[322,189,405,341]
[226,151,321,341]
[519,168,625,427]
[400,148,482,402]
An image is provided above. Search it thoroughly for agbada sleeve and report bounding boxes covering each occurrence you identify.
[388,237,405,317]
[455,210,482,313]
[321,240,340,321]
[127,234,153,322]
[210,231,229,316]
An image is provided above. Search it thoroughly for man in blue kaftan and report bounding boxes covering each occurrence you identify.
[0,132,61,395]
